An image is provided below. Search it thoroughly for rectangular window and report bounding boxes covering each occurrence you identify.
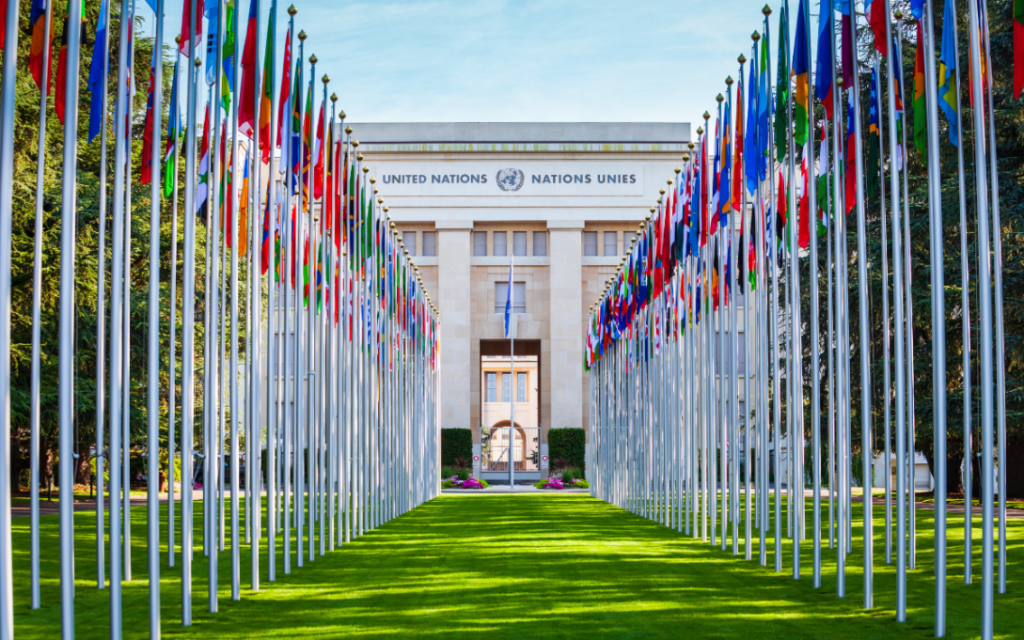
[473,231,487,256]
[502,373,511,402]
[495,281,507,313]
[493,231,507,257]
[517,372,527,403]
[583,231,598,256]
[513,231,527,256]
[494,282,526,314]
[402,231,417,257]
[421,231,437,256]
[513,282,525,313]
[486,372,496,402]
[533,231,547,256]
[604,231,618,256]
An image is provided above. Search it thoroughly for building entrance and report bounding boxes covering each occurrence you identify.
[479,340,542,483]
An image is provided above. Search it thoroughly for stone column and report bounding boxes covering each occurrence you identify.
[548,221,584,431]
[437,221,473,431]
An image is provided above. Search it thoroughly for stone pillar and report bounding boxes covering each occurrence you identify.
[548,221,584,431]
[437,221,473,430]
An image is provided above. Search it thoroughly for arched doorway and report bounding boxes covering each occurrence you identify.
[480,419,541,483]
[487,420,525,472]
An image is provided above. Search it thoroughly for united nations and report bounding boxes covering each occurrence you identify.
[381,173,489,185]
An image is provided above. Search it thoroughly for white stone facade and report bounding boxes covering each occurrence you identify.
[347,122,691,458]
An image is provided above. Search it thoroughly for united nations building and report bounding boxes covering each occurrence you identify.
[354,123,691,482]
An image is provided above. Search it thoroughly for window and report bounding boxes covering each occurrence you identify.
[486,372,496,402]
[421,231,437,256]
[517,372,527,403]
[402,231,417,256]
[533,231,547,256]
[494,281,526,314]
[502,373,511,402]
[513,231,527,256]
[493,231,507,256]
[473,231,488,256]
[604,231,618,256]
[583,231,598,256]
